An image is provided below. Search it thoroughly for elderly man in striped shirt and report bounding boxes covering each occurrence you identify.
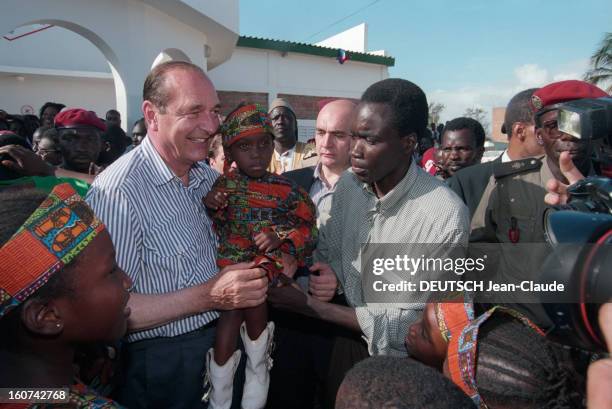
[86,61,268,409]
[269,79,470,396]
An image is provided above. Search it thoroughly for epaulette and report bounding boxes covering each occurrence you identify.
[493,157,543,179]
[302,141,317,159]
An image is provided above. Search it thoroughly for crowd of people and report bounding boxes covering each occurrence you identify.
[1,59,611,409]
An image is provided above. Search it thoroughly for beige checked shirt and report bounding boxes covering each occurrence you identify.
[315,161,469,356]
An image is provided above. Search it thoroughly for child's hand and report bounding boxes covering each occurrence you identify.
[281,253,297,278]
[203,189,228,210]
[254,231,282,252]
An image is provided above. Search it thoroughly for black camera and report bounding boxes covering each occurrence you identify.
[539,96,612,352]
[541,178,612,352]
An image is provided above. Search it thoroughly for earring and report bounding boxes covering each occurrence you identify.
[56,323,61,328]
[537,136,544,146]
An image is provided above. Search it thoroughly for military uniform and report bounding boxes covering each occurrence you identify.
[470,156,555,329]
[469,79,609,330]
[471,156,552,244]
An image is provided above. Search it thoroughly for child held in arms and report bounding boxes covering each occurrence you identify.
[202,103,317,409]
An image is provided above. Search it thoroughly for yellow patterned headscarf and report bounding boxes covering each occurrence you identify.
[0,183,105,318]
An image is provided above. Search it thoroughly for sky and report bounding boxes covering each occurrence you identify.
[240,0,611,126]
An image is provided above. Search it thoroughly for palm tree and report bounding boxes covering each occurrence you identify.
[584,32,612,93]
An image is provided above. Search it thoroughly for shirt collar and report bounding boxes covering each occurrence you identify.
[501,150,513,163]
[313,162,322,179]
[274,145,296,160]
[140,136,210,187]
[360,159,419,212]
[312,161,328,185]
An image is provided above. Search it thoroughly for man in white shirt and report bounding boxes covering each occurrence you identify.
[501,88,544,162]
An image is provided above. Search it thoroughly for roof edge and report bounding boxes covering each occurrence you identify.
[237,36,394,67]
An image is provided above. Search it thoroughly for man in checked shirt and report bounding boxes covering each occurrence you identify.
[269,78,469,397]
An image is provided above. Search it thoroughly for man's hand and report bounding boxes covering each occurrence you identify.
[0,144,54,176]
[268,279,314,316]
[545,151,586,206]
[309,262,337,302]
[281,252,298,278]
[269,279,361,331]
[127,263,267,332]
[208,262,268,310]
[203,188,228,210]
[587,303,612,408]
[254,231,282,253]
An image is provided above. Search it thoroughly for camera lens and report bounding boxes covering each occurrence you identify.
[541,210,612,352]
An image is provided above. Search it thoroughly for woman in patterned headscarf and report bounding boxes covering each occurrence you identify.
[0,184,131,408]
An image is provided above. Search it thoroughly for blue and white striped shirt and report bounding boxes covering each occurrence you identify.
[86,137,220,342]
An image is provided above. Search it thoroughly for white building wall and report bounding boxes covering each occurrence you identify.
[0,74,115,120]
[315,23,367,53]
[208,47,389,101]
[1,8,389,129]
[0,0,240,130]
[0,26,109,72]
[208,48,269,93]
[180,0,239,33]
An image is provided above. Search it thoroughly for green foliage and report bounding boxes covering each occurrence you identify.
[584,32,612,93]
[428,102,445,124]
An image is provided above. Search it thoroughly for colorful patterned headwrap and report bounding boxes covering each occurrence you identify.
[220,104,273,148]
[444,306,545,409]
[0,183,105,318]
[434,299,475,343]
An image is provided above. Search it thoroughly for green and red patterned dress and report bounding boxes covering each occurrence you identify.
[208,170,317,284]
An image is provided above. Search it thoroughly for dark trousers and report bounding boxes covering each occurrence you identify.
[266,309,334,409]
[266,296,368,409]
[323,330,369,408]
[114,322,245,409]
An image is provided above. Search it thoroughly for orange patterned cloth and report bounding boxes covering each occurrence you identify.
[444,306,545,408]
[0,183,104,318]
[435,299,475,343]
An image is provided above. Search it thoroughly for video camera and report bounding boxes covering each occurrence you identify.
[539,96,612,352]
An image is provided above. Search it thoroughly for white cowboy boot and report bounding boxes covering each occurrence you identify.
[202,348,241,409]
[240,321,275,409]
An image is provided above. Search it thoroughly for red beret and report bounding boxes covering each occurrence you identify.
[54,108,106,132]
[531,80,608,113]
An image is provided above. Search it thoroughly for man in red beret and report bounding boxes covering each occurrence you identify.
[55,108,106,173]
[469,79,608,329]
[531,79,608,183]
